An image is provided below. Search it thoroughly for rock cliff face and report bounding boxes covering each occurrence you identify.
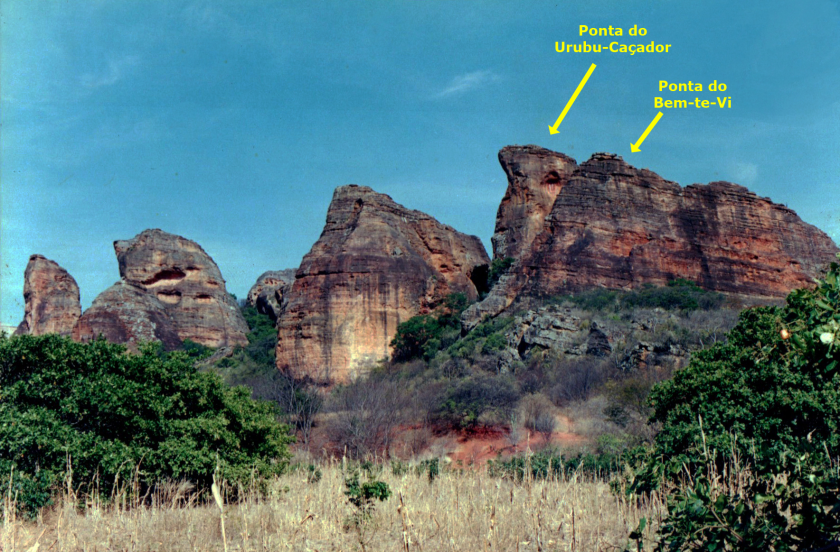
[73,229,248,350]
[14,255,81,336]
[246,269,296,321]
[491,145,577,260]
[465,149,839,327]
[276,185,490,384]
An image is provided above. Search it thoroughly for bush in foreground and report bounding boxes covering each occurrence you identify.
[636,259,840,550]
[0,334,293,515]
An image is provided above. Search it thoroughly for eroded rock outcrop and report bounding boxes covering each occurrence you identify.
[491,145,577,260]
[14,255,81,336]
[276,185,490,384]
[246,269,295,321]
[73,229,248,350]
[464,149,839,327]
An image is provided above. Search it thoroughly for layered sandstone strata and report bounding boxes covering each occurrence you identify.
[464,149,839,327]
[14,255,81,336]
[73,229,248,349]
[275,185,490,383]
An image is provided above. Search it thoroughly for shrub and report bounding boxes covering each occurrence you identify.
[390,293,473,363]
[556,280,725,313]
[0,334,293,515]
[204,305,278,388]
[520,393,555,437]
[180,338,213,360]
[240,305,278,367]
[542,356,614,406]
[326,376,410,458]
[344,467,391,524]
[635,258,840,548]
[391,315,444,362]
[251,371,322,450]
[434,375,520,429]
[486,257,515,290]
[446,316,515,364]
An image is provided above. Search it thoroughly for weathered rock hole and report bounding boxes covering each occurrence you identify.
[142,268,186,286]
[543,171,561,186]
[469,264,490,295]
[195,294,214,304]
[156,290,182,304]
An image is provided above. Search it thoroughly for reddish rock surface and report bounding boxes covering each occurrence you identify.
[72,281,183,349]
[246,269,296,321]
[276,185,490,384]
[14,255,81,337]
[73,229,248,350]
[464,149,839,327]
[491,145,577,260]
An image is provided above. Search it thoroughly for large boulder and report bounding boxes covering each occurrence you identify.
[14,255,81,337]
[73,229,248,350]
[275,185,490,384]
[246,269,296,321]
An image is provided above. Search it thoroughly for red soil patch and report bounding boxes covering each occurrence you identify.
[297,414,588,467]
[446,427,586,467]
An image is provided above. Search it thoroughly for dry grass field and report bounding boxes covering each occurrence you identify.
[2,458,664,552]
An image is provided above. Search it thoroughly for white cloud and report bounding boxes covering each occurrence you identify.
[433,70,500,99]
[80,55,140,89]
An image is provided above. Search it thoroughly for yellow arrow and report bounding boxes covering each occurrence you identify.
[630,111,663,152]
[549,63,596,135]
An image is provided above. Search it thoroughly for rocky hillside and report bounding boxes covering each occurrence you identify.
[275,184,490,384]
[11,146,838,384]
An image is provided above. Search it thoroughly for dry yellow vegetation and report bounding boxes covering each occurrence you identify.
[2,458,664,551]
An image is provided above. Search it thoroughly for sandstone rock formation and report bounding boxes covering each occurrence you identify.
[246,269,296,321]
[276,185,490,384]
[491,145,577,260]
[73,229,248,350]
[14,255,81,336]
[465,149,839,327]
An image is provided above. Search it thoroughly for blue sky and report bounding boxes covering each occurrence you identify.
[2,0,840,326]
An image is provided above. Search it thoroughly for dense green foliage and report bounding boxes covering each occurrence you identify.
[213,305,278,379]
[558,279,725,313]
[0,334,293,515]
[637,260,840,549]
[446,315,515,360]
[240,305,279,367]
[390,293,469,362]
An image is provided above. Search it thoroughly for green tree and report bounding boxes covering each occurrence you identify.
[637,258,840,550]
[390,315,443,362]
[0,334,293,515]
